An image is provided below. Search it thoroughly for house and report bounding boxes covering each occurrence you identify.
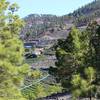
[33,48,44,55]
[24,42,35,48]
[24,42,34,54]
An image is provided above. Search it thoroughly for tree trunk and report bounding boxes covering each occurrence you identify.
[90,95,92,100]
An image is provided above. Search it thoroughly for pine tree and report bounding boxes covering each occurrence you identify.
[71,67,96,100]
[49,27,88,90]
[0,0,29,99]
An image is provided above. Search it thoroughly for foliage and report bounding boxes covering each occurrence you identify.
[49,22,100,98]
[0,1,59,100]
[22,70,62,100]
[63,0,100,26]
[22,83,47,100]
[71,67,96,100]
[49,27,89,90]
[22,83,62,100]
[0,0,30,100]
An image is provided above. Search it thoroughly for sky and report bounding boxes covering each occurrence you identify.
[8,0,94,18]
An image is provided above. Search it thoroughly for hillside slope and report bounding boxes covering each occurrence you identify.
[21,0,100,40]
[65,0,100,26]
[21,14,67,40]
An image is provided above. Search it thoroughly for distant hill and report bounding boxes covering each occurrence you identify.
[21,0,100,40]
[21,14,67,40]
[64,0,100,26]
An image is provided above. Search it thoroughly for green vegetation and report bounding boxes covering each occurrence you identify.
[22,81,62,100]
[0,0,62,100]
[0,0,29,99]
[71,67,96,100]
[25,55,46,65]
[49,22,100,99]
[49,26,89,90]
[1,0,100,100]
[21,69,62,100]
[65,0,100,26]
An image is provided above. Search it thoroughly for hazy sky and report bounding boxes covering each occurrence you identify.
[8,0,93,18]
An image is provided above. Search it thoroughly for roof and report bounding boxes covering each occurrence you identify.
[24,42,34,48]
[25,46,32,48]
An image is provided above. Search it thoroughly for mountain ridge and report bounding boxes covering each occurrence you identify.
[21,0,100,40]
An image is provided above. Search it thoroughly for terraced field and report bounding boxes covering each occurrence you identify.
[25,55,56,69]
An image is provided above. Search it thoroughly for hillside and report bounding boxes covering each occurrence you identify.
[21,0,100,40]
[65,0,100,26]
[21,14,67,40]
